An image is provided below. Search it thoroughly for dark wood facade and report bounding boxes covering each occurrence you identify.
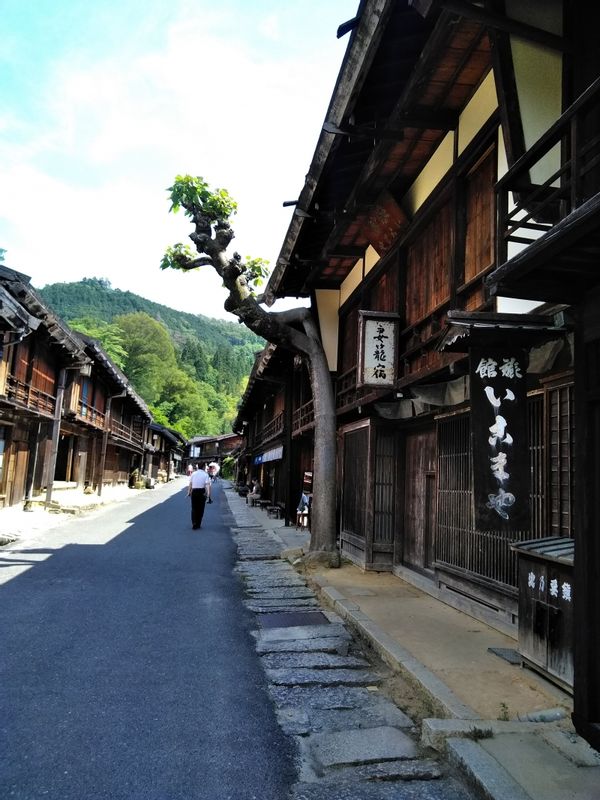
[259,0,600,748]
[0,266,153,507]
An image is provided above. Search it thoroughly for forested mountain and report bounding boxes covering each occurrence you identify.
[37,278,264,438]
[39,277,261,352]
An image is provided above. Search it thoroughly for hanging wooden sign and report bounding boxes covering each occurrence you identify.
[470,346,530,532]
[357,311,400,388]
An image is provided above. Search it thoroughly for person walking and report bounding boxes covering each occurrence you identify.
[187,464,211,529]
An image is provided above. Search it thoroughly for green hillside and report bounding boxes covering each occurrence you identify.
[36,277,264,438]
[38,277,263,353]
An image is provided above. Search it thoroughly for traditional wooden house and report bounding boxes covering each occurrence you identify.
[232,345,299,519]
[184,432,242,474]
[482,4,600,751]
[0,267,153,506]
[264,0,595,739]
[144,422,185,483]
[71,335,151,492]
[0,265,90,507]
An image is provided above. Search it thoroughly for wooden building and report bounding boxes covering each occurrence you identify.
[0,265,90,507]
[68,335,151,493]
[145,422,186,483]
[184,432,242,474]
[0,266,152,506]
[232,345,294,517]
[261,0,598,746]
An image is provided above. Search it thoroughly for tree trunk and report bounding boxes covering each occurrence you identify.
[305,335,338,557]
[164,187,341,564]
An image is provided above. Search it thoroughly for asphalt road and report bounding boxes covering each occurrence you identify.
[0,479,296,800]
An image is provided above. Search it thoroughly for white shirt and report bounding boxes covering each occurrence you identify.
[189,469,211,490]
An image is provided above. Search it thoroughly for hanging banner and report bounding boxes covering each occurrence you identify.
[253,445,283,465]
[357,311,400,388]
[470,346,530,532]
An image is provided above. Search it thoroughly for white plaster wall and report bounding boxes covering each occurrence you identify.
[315,289,340,370]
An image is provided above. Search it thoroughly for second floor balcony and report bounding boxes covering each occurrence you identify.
[336,365,386,415]
[261,411,284,444]
[110,418,143,447]
[4,373,55,417]
[292,400,314,436]
[491,75,600,304]
[76,400,106,429]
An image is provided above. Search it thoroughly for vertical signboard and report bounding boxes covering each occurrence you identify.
[358,311,399,388]
[470,346,530,531]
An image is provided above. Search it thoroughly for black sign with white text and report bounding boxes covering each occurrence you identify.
[470,346,530,532]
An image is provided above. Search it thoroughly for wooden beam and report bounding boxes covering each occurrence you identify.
[325,245,364,259]
[487,0,527,167]
[437,0,569,52]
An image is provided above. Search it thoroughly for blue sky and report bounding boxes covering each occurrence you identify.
[0,0,357,318]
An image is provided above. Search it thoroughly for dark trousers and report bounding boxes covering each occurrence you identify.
[191,488,206,528]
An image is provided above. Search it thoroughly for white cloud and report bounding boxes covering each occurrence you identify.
[0,1,353,319]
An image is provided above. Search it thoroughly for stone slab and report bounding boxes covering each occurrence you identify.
[237,551,282,561]
[304,726,417,769]
[261,652,369,670]
[479,733,600,800]
[255,637,349,655]
[447,738,531,800]
[539,728,600,768]
[254,623,350,643]
[247,604,320,614]
[244,577,308,588]
[245,597,319,608]
[276,701,414,736]
[319,758,442,783]
[258,610,331,628]
[267,685,382,710]
[290,779,474,800]
[246,587,315,599]
[266,667,381,687]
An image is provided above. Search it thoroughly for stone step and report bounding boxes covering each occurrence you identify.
[261,652,369,670]
[266,667,381,687]
[302,726,417,771]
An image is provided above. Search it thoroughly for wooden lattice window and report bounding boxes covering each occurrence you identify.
[406,202,452,326]
[548,383,575,537]
[369,260,399,313]
[464,146,496,284]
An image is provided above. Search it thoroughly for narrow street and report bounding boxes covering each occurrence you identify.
[0,480,295,800]
[0,480,477,800]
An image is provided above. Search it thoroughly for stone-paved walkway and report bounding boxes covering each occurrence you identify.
[230,519,476,800]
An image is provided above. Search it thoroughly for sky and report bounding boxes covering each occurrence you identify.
[0,0,358,320]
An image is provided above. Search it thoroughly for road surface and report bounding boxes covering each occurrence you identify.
[0,479,295,800]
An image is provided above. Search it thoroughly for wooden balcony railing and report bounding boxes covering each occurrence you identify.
[261,411,284,443]
[496,75,600,262]
[292,400,314,435]
[110,418,143,446]
[336,365,384,414]
[4,373,56,416]
[77,400,106,429]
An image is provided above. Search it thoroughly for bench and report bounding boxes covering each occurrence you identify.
[267,503,285,519]
[257,499,271,511]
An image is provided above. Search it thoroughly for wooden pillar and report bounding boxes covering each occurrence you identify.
[23,422,42,510]
[45,368,67,507]
[573,288,600,750]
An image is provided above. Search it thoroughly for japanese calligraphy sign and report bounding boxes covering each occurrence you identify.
[357,311,399,388]
[470,346,530,531]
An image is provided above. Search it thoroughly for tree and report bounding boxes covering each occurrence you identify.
[162,175,338,565]
[116,312,177,404]
[68,316,128,370]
